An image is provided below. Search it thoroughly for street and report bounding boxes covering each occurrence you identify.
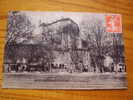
[3,72,127,89]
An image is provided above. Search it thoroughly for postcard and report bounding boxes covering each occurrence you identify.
[3,11,127,89]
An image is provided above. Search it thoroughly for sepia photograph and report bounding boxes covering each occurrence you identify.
[2,11,127,89]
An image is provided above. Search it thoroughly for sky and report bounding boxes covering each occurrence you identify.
[21,11,105,36]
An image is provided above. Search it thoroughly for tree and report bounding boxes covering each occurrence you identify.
[6,11,34,45]
[80,18,112,72]
[5,11,34,64]
[112,33,125,72]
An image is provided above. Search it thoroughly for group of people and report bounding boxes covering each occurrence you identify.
[4,55,125,73]
[5,57,89,73]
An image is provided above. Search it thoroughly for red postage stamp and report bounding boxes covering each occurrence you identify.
[106,14,122,33]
